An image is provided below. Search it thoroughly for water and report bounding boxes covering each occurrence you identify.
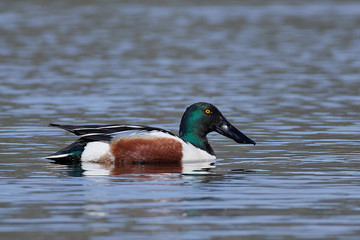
[1,0,360,239]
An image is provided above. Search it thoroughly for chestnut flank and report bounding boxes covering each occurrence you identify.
[110,138,183,163]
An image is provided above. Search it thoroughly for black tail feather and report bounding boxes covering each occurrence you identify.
[45,139,88,161]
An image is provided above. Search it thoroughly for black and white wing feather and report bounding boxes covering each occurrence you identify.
[49,123,175,142]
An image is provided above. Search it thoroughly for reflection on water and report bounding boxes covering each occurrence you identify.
[50,159,215,176]
[1,0,360,239]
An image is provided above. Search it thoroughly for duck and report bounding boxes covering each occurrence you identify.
[46,102,255,163]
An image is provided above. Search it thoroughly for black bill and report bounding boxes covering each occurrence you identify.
[215,118,256,145]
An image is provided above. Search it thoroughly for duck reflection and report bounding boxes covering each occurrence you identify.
[51,159,215,176]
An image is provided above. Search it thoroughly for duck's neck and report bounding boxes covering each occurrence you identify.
[179,126,215,156]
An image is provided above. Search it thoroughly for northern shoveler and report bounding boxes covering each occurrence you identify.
[46,102,255,163]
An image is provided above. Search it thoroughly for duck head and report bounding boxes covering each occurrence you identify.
[179,102,256,155]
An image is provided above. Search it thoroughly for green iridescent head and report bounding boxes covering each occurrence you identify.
[179,102,255,155]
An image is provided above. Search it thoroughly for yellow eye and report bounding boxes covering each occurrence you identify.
[205,109,211,114]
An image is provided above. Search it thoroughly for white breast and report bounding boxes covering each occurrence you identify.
[180,141,216,162]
